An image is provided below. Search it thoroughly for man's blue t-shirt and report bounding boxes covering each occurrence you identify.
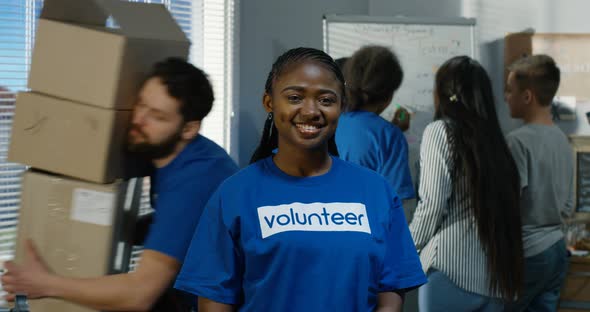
[143,135,239,262]
[174,156,426,311]
[336,110,415,199]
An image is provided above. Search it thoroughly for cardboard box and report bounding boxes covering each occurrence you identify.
[28,0,190,110]
[505,33,590,102]
[8,92,131,183]
[560,256,590,305]
[15,170,142,312]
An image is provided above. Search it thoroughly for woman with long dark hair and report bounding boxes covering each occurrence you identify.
[409,56,524,311]
[175,47,426,311]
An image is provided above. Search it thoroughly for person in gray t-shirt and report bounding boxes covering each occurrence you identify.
[504,54,573,311]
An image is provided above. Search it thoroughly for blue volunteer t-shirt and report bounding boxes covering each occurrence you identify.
[143,135,239,262]
[174,156,426,311]
[336,110,415,199]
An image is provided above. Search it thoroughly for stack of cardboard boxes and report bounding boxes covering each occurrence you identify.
[7,0,189,311]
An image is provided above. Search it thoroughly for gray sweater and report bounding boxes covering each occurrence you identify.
[507,123,574,257]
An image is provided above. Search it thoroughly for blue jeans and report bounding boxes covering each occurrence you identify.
[418,270,504,312]
[505,239,568,312]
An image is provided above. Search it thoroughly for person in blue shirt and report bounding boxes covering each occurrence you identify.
[335,45,415,201]
[2,58,239,311]
[174,47,426,312]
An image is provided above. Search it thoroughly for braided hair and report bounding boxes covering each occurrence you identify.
[249,47,345,164]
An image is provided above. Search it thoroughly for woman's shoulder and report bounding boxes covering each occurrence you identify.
[423,120,451,141]
[424,119,448,132]
[343,110,392,126]
[335,157,391,187]
[215,159,267,192]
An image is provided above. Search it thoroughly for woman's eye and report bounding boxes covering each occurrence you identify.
[287,95,302,103]
[319,97,336,106]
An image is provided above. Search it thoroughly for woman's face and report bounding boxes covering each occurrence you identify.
[263,61,342,153]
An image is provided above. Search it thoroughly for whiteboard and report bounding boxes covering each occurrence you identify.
[324,15,477,146]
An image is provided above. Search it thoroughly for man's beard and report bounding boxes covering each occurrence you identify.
[127,127,183,160]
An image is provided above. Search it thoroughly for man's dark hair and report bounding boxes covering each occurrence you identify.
[148,57,214,121]
[508,54,560,106]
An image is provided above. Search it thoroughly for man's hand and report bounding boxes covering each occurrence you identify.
[3,247,179,311]
[2,239,54,300]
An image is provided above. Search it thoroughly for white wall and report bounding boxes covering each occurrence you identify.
[464,0,590,132]
[369,0,462,18]
[369,0,590,133]
[237,0,368,166]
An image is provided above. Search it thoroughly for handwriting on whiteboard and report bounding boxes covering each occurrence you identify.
[352,24,434,38]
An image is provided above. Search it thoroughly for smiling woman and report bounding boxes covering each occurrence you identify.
[262,60,342,171]
[250,47,345,165]
[173,47,427,312]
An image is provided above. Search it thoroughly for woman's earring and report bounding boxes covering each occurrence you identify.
[267,112,274,137]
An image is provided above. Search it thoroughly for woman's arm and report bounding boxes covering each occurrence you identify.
[376,291,404,312]
[409,122,453,250]
[198,297,235,312]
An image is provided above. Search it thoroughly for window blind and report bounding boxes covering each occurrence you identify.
[0,0,42,263]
